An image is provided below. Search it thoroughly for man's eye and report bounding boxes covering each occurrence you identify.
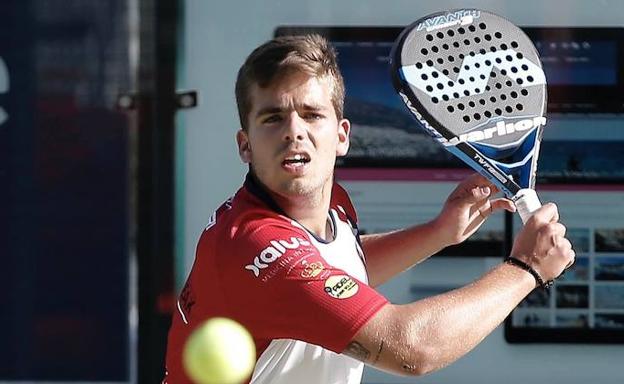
[263,115,281,124]
[304,113,323,120]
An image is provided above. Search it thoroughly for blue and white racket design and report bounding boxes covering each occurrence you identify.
[391,9,546,223]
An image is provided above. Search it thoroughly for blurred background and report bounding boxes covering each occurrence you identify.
[1,0,623,383]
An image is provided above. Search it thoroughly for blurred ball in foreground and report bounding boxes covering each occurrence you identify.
[183,317,256,384]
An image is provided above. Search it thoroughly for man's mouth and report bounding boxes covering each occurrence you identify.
[282,153,311,166]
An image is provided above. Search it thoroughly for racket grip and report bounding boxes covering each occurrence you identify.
[514,188,542,224]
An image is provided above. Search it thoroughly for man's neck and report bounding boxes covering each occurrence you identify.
[271,184,332,240]
[244,172,334,241]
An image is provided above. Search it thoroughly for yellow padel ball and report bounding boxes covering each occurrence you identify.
[183,317,256,384]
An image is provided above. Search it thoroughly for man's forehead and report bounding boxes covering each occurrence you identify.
[250,74,333,110]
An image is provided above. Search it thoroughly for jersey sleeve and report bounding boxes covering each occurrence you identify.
[222,216,388,354]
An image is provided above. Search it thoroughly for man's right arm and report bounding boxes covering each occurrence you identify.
[343,203,575,376]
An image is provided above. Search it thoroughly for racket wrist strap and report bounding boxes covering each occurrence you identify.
[504,256,553,290]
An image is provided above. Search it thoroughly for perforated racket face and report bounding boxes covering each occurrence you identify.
[391,10,546,150]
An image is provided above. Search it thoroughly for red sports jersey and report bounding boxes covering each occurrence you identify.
[164,174,388,384]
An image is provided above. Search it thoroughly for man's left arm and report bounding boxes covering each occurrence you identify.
[362,174,516,287]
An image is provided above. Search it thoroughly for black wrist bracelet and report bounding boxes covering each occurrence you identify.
[504,256,553,289]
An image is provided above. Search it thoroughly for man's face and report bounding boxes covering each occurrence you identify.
[237,72,350,200]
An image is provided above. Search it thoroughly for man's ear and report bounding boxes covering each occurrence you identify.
[236,129,252,163]
[336,118,351,157]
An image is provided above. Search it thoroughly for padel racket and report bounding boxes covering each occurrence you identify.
[391,9,546,223]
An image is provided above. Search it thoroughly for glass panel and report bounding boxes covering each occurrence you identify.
[0,0,134,381]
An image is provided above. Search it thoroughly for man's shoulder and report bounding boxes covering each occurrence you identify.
[200,187,307,246]
[331,181,358,224]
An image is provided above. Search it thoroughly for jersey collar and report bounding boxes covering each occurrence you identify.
[243,171,336,244]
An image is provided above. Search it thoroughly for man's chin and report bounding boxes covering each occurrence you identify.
[279,181,316,197]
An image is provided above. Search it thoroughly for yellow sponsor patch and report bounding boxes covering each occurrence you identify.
[324,275,359,299]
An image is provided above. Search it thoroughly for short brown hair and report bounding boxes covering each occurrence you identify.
[235,34,345,131]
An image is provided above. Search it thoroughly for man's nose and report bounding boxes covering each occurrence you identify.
[282,113,306,142]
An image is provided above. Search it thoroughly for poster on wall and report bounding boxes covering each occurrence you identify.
[506,188,624,343]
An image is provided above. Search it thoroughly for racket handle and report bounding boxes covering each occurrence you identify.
[514,188,542,224]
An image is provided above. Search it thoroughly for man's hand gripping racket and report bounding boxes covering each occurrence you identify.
[391,9,546,224]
